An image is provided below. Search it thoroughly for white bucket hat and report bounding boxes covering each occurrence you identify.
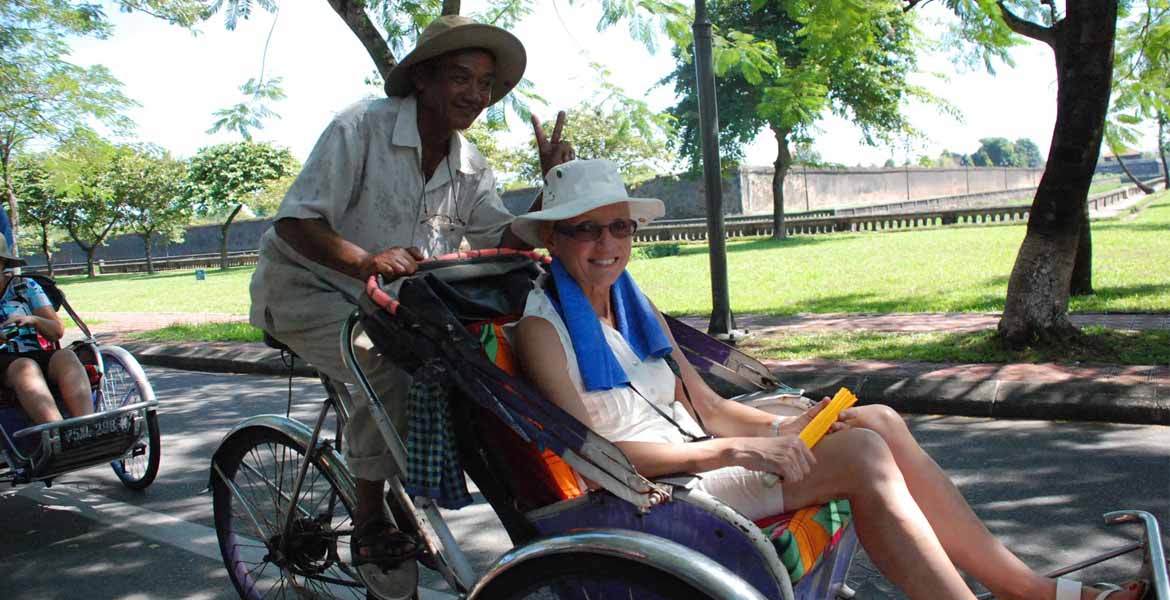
[386,15,527,105]
[511,159,665,248]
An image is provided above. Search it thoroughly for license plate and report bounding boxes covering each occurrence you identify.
[60,413,136,450]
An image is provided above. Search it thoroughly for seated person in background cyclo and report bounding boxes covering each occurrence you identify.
[507,159,1143,600]
[0,239,92,425]
[247,14,574,587]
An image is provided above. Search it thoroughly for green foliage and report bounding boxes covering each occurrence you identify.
[1013,137,1043,167]
[11,153,68,257]
[43,132,127,276]
[471,64,676,188]
[662,0,926,173]
[208,77,287,141]
[0,0,200,243]
[971,137,1014,166]
[185,141,298,217]
[112,145,192,243]
[1108,0,1170,164]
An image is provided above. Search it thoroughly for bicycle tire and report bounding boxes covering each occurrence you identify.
[474,552,717,600]
[100,346,161,490]
[212,425,375,600]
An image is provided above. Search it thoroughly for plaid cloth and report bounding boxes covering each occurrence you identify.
[758,499,852,583]
[405,360,473,509]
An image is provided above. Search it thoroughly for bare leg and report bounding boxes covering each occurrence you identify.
[48,350,93,418]
[847,405,1141,600]
[8,358,62,424]
[782,427,976,600]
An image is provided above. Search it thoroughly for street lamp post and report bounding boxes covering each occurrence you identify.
[693,0,735,339]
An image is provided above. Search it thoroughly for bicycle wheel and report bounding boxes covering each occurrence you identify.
[474,553,716,600]
[99,346,161,490]
[212,426,370,600]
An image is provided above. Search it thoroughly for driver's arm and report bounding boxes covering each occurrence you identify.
[275,217,421,280]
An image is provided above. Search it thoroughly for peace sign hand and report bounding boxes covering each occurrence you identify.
[532,111,576,179]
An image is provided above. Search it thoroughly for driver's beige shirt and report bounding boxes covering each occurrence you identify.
[250,95,514,335]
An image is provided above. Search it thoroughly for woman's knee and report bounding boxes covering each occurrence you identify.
[830,428,900,486]
[854,404,905,433]
[7,358,46,389]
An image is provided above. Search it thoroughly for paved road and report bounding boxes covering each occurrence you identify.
[1,367,1166,599]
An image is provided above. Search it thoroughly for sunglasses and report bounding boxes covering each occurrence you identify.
[553,219,639,242]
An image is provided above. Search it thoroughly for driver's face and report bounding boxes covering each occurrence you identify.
[414,49,496,131]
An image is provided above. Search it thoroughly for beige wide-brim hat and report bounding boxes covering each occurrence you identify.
[0,237,25,267]
[511,159,665,248]
[386,15,526,105]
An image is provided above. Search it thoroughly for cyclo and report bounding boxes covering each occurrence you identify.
[0,274,161,492]
[209,250,1168,599]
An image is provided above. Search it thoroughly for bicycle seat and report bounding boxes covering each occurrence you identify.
[263,331,298,358]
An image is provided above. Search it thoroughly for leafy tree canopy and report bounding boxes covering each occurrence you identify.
[185,141,298,215]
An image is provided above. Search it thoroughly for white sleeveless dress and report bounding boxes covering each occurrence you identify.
[509,288,785,520]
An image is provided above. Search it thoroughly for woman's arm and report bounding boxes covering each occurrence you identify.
[651,307,805,438]
[512,315,816,482]
[3,305,65,342]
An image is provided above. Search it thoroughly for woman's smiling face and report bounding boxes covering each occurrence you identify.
[544,202,633,294]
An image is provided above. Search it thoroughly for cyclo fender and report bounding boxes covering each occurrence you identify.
[207,414,355,502]
[467,528,769,600]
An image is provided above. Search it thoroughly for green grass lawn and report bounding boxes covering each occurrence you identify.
[630,192,1170,316]
[57,192,1170,320]
[56,266,256,315]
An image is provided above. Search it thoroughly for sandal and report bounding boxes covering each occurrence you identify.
[1056,577,1146,600]
[350,516,420,600]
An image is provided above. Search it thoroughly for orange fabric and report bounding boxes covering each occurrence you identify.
[472,321,583,502]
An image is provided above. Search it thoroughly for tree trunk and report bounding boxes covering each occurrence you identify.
[2,146,19,253]
[1114,152,1155,193]
[1069,200,1094,296]
[39,222,53,277]
[770,126,792,241]
[997,1,1118,349]
[142,233,154,274]
[220,204,243,270]
[1160,112,1169,190]
[441,0,461,15]
[325,0,398,95]
[83,244,97,278]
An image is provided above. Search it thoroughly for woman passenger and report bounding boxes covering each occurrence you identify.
[507,159,1141,600]
[0,239,93,425]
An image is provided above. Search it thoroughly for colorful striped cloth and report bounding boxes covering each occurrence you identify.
[757,499,852,583]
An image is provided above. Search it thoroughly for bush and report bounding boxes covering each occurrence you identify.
[634,243,681,260]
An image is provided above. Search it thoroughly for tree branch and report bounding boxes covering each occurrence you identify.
[325,0,397,96]
[902,0,934,13]
[997,1,1055,47]
[442,0,461,16]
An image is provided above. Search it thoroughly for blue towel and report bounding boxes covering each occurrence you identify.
[547,259,674,391]
[405,361,473,510]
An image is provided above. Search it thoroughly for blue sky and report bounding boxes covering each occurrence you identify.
[67,2,1156,168]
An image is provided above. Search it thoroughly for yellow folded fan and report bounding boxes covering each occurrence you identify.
[799,387,858,449]
[763,388,858,487]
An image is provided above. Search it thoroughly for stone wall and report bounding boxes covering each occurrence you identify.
[25,219,274,267]
[737,166,1043,215]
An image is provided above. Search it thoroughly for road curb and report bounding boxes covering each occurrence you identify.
[118,341,1169,426]
[776,364,1168,426]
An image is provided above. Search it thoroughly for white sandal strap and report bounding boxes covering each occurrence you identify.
[1093,582,1124,600]
[1057,578,1084,600]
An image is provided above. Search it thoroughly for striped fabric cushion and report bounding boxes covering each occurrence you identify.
[756,499,853,583]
